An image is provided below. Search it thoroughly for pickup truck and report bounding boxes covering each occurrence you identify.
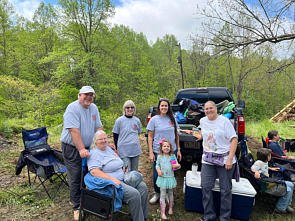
[146,87,245,166]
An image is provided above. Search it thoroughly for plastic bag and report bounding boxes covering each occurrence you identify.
[175,111,187,124]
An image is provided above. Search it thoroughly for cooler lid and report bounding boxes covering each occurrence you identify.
[231,178,257,196]
[185,171,257,197]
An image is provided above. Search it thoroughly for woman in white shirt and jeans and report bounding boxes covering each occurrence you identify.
[194,101,238,221]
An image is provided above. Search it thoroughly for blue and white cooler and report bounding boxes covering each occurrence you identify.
[184,170,257,221]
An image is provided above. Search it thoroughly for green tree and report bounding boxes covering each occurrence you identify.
[32,1,60,82]
[0,0,14,75]
[58,0,114,83]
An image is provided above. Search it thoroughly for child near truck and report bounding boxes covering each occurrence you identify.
[156,139,180,220]
[251,148,294,214]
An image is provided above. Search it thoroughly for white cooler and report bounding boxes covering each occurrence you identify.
[184,171,257,221]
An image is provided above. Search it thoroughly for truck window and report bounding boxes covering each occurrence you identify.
[173,89,233,104]
[208,90,233,104]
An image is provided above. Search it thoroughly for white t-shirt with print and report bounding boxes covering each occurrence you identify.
[251,160,269,177]
[200,115,237,165]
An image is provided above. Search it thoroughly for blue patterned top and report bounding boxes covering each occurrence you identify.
[156,154,178,189]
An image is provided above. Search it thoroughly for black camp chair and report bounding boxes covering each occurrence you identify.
[79,166,128,221]
[239,153,287,214]
[239,153,287,197]
[261,136,295,178]
[20,127,68,199]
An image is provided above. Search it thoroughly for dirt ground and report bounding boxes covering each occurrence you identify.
[0,135,295,221]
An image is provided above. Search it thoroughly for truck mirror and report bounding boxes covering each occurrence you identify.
[237,100,245,109]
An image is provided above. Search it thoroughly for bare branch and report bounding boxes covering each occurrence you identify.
[197,0,295,52]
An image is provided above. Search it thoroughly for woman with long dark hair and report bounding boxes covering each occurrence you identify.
[147,98,181,204]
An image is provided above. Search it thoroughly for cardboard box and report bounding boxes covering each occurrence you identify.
[185,171,256,221]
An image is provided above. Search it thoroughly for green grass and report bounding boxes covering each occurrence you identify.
[246,120,295,139]
[47,124,64,144]
[2,119,295,220]
[0,149,21,174]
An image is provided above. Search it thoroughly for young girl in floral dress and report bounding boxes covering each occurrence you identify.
[156,139,181,220]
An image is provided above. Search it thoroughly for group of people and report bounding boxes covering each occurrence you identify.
[250,129,295,215]
[62,85,293,221]
[60,86,184,221]
[251,148,294,214]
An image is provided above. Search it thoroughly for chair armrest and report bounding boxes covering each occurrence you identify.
[52,148,64,163]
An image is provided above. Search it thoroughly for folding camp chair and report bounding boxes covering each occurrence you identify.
[239,153,287,204]
[21,127,68,199]
[261,136,295,174]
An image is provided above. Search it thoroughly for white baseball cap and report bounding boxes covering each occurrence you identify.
[79,86,95,94]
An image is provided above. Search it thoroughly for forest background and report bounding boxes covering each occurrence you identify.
[1,0,295,137]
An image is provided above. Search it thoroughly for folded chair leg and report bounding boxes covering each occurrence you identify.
[32,175,38,185]
[37,177,52,200]
[79,208,83,221]
[51,178,65,199]
[56,173,69,187]
[27,169,31,185]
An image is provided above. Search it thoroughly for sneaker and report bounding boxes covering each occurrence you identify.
[287,206,294,213]
[149,192,160,204]
[73,210,80,221]
[274,207,287,214]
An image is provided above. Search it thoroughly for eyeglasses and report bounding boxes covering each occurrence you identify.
[125,106,135,109]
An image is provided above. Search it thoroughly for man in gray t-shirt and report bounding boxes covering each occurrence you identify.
[60,86,103,220]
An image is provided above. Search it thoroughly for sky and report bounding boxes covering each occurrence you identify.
[11,0,204,49]
[9,0,294,58]
[109,0,202,48]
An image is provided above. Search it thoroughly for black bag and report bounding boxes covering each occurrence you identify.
[264,182,287,197]
[186,110,203,125]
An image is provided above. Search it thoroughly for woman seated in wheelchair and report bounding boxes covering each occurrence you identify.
[87,130,148,221]
[251,148,294,214]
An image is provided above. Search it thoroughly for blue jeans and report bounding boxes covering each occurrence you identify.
[276,181,294,211]
[122,156,140,171]
[201,163,235,221]
[122,181,148,221]
[153,150,178,193]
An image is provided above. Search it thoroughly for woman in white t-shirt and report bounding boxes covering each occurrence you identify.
[194,101,238,221]
[147,98,182,205]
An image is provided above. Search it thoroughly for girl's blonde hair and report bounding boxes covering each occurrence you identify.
[159,139,173,155]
